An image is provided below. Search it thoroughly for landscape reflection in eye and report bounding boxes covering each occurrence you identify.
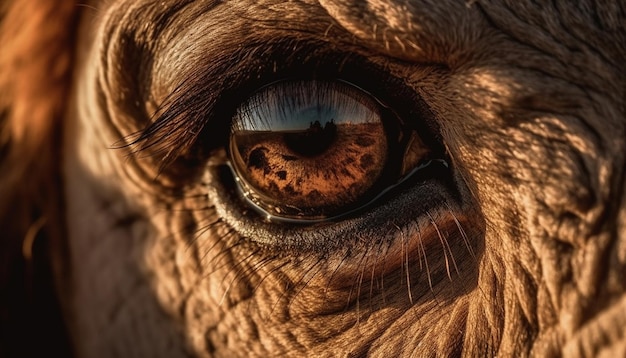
[229,80,430,221]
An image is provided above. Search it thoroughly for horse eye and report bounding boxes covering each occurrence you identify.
[228,80,433,222]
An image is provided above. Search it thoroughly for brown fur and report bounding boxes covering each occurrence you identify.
[1,0,625,357]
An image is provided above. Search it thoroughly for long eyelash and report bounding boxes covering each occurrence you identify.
[115,47,251,169]
[119,84,213,169]
[116,39,360,172]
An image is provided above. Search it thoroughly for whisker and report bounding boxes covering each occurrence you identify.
[368,238,387,310]
[427,211,454,280]
[346,244,371,315]
[218,248,261,306]
[377,236,392,306]
[183,216,223,252]
[267,273,299,320]
[416,220,433,291]
[194,218,232,249]
[145,206,222,270]
[392,221,413,305]
[196,228,232,265]
[201,238,243,277]
[286,257,326,316]
[354,247,372,324]
[322,250,351,297]
[445,202,476,259]
[245,257,289,316]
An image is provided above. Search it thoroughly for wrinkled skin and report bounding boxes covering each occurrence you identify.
[16,0,626,357]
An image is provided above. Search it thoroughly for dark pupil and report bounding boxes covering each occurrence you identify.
[282,119,337,157]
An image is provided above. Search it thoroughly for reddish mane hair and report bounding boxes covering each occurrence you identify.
[0,1,78,356]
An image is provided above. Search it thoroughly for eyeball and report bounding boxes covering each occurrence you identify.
[229,80,432,221]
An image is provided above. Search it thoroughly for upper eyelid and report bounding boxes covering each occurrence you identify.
[121,50,443,182]
[99,5,440,170]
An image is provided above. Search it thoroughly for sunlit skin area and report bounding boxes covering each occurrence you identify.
[0,1,625,357]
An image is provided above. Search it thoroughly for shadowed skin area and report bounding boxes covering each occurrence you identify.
[56,0,625,357]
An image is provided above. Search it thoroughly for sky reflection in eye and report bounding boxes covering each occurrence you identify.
[233,80,380,132]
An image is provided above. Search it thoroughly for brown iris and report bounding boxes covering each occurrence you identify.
[229,80,427,221]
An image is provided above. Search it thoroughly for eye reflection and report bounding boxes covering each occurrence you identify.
[228,80,430,221]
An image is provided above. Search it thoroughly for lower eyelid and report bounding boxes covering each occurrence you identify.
[206,157,467,242]
[205,160,481,297]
